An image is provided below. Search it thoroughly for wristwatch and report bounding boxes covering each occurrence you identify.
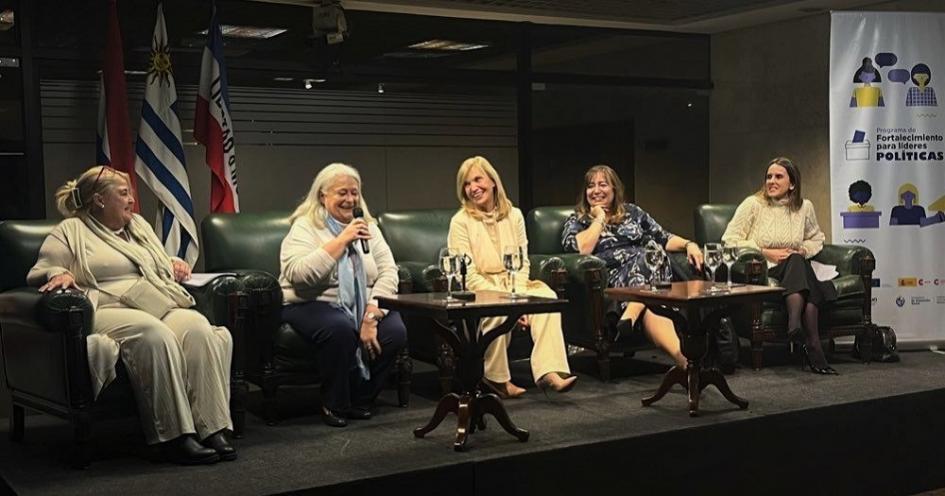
[364,311,384,323]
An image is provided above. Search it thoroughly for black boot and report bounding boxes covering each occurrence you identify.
[162,435,220,465]
[203,430,237,461]
[321,406,348,427]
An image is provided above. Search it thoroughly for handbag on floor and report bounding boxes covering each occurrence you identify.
[852,326,899,363]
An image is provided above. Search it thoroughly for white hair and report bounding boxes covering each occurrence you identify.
[288,162,374,228]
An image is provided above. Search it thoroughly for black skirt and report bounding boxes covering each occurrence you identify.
[767,253,837,307]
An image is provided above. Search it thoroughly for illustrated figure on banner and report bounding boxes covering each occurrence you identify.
[850,57,885,107]
[905,63,938,107]
[888,183,944,227]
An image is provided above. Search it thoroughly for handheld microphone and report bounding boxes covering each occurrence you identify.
[352,207,370,254]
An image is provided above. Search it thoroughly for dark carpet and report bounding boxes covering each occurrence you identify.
[1,349,943,496]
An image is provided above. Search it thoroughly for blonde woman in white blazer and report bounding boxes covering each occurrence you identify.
[447,156,576,398]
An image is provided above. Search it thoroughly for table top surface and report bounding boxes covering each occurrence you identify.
[376,290,568,316]
[605,281,783,304]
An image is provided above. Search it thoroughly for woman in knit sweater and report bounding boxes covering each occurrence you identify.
[722,157,838,375]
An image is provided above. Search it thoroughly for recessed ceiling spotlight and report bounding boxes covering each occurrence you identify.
[377,83,384,94]
[408,39,489,51]
[198,25,287,39]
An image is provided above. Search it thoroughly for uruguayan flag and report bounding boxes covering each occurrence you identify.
[134,2,199,265]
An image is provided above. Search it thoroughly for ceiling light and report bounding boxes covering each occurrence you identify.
[304,79,313,90]
[377,83,384,94]
[198,25,287,39]
[408,39,489,52]
[273,77,295,82]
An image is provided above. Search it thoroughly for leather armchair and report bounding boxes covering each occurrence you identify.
[0,220,245,468]
[377,209,454,393]
[526,206,671,382]
[201,212,412,424]
[694,204,877,369]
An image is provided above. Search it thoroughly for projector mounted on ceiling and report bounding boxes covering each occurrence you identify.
[313,1,348,45]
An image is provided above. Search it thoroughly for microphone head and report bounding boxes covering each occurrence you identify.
[352,207,364,218]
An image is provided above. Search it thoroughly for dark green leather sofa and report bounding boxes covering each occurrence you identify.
[377,209,454,393]
[201,212,412,423]
[694,204,877,369]
[0,220,246,467]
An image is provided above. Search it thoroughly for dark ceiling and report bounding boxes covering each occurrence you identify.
[27,0,713,91]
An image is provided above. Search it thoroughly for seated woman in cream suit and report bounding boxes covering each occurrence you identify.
[447,156,577,398]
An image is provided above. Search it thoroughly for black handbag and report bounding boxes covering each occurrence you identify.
[853,326,899,363]
[706,316,739,374]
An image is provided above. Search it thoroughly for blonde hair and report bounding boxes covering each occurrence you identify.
[289,162,374,228]
[575,164,627,224]
[455,156,513,221]
[897,183,919,205]
[54,165,131,218]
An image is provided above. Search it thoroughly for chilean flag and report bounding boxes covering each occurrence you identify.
[195,3,239,213]
[96,0,139,211]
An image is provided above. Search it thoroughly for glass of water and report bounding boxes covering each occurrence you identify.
[703,243,723,291]
[722,242,739,286]
[502,245,525,299]
[644,240,663,291]
[440,252,458,300]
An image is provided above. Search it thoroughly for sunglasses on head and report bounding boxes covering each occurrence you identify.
[90,166,116,193]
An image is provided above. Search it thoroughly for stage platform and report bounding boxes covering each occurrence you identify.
[1,349,944,496]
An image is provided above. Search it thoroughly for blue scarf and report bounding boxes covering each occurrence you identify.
[325,213,370,380]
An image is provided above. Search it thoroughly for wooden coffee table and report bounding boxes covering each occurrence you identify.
[377,290,568,451]
[606,281,782,416]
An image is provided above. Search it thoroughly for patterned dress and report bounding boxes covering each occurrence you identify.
[561,203,674,289]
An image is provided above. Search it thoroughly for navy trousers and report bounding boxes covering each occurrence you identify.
[282,301,407,412]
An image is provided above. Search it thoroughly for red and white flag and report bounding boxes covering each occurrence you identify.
[195,3,239,213]
[96,0,139,211]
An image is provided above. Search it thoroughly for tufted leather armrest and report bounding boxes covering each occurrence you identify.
[0,287,93,333]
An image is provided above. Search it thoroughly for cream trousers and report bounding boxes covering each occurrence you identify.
[94,307,233,444]
[480,280,571,384]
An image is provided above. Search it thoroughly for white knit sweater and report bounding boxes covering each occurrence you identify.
[721,195,825,267]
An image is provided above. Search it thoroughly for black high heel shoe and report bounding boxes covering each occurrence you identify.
[787,327,804,344]
[800,343,839,375]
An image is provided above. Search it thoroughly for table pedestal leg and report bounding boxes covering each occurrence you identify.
[454,393,473,451]
[687,359,702,417]
[477,393,529,442]
[414,393,459,438]
[700,368,749,410]
[641,365,687,406]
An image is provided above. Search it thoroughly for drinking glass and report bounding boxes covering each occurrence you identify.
[721,242,739,286]
[502,245,525,299]
[703,243,723,291]
[644,240,664,291]
[440,252,458,300]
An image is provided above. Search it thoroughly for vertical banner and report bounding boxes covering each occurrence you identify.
[830,12,945,344]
